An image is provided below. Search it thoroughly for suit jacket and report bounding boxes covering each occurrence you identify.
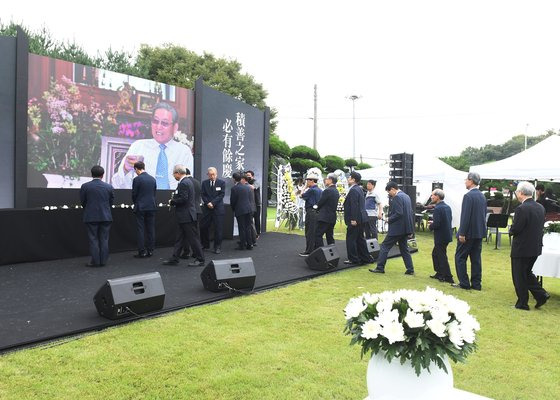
[246,183,257,213]
[132,172,157,212]
[458,188,487,239]
[170,177,197,223]
[317,185,340,224]
[201,179,226,216]
[343,184,368,225]
[230,182,253,217]
[429,201,453,244]
[387,190,414,236]
[509,198,545,258]
[188,176,202,215]
[80,179,114,223]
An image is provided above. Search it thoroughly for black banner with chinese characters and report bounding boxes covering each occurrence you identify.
[194,79,267,204]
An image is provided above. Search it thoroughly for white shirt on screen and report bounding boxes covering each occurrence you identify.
[111,138,194,189]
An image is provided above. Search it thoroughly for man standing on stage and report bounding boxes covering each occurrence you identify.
[230,172,254,250]
[132,161,157,258]
[364,180,382,240]
[241,173,258,247]
[370,181,414,274]
[180,168,202,259]
[163,165,205,267]
[314,173,340,248]
[299,172,322,257]
[453,172,486,290]
[245,170,262,239]
[80,165,114,267]
[509,181,550,310]
[343,171,373,266]
[428,189,454,283]
[200,167,226,254]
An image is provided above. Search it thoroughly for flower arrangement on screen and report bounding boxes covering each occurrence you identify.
[28,76,117,177]
[118,122,145,139]
[344,287,480,376]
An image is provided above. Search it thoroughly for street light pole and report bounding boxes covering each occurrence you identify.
[347,95,361,159]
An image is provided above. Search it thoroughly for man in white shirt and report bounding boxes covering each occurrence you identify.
[112,102,193,189]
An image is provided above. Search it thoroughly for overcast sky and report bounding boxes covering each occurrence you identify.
[3,0,560,165]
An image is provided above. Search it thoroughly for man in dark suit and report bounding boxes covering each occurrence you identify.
[453,172,487,290]
[314,173,340,248]
[163,165,205,267]
[132,161,157,258]
[200,167,226,254]
[241,174,258,247]
[370,181,415,274]
[245,170,262,239]
[230,172,254,250]
[428,189,454,283]
[181,168,202,258]
[80,165,114,267]
[343,172,373,266]
[299,172,322,256]
[509,181,550,310]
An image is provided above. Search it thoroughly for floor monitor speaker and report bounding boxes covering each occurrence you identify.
[200,257,256,292]
[93,272,165,320]
[305,245,340,271]
[366,239,381,259]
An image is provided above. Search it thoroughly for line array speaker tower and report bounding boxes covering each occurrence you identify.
[305,245,340,271]
[389,153,414,187]
[93,272,165,320]
[200,257,256,292]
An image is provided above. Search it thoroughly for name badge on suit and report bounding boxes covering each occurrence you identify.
[216,187,221,191]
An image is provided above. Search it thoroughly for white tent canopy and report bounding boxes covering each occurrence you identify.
[469,135,560,181]
[359,155,467,228]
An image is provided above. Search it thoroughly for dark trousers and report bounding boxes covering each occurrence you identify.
[135,210,155,253]
[200,212,223,249]
[253,205,261,235]
[511,256,548,308]
[364,216,378,239]
[432,242,453,281]
[376,234,414,272]
[345,223,371,263]
[182,214,202,255]
[85,221,111,265]
[173,221,204,262]
[236,213,253,248]
[455,238,482,290]
[304,209,318,253]
[315,220,335,248]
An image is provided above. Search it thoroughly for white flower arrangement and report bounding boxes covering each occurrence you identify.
[344,287,480,376]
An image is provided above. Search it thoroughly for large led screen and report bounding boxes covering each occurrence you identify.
[27,54,195,190]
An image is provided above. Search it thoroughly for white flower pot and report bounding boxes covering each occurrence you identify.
[543,232,560,250]
[366,352,453,400]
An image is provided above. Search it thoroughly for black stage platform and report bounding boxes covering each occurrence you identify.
[0,232,417,353]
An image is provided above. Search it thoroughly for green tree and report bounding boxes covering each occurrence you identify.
[355,162,372,170]
[290,158,323,175]
[345,158,358,170]
[269,134,291,159]
[290,145,321,162]
[322,155,345,172]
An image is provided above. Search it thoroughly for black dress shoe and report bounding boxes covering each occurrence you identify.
[134,251,149,258]
[443,278,455,284]
[85,262,99,267]
[430,274,442,280]
[369,268,385,274]
[146,251,153,257]
[343,260,357,265]
[246,245,253,250]
[180,253,191,259]
[404,270,415,275]
[514,305,530,311]
[162,259,179,265]
[188,260,205,267]
[202,246,210,250]
[451,283,470,290]
[535,293,550,309]
[299,252,310,257]
[214,248,221,254]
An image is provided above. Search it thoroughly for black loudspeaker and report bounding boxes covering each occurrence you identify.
[366,239,381,259]
[305,245,340,271]
[402,185,417,214]
[93,272,165,320]
[200,257,256,292]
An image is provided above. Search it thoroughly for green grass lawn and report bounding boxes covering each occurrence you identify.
[0,208,558,399]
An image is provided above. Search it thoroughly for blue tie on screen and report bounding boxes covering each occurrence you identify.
[156,144,169,189]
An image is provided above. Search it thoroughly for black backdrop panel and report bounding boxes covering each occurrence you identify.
[194,80,265,204]
[0,37,16,209]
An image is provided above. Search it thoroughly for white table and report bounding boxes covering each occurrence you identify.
[533,248,560,278]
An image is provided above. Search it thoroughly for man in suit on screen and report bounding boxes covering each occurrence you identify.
[509,181,550,310]
[132,161,157,258]
[200,167,226,254]
[369,181,415,275]
[453,172,487,290]
[80,165,114,267]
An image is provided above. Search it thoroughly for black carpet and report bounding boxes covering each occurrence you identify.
[0,232,417,353]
